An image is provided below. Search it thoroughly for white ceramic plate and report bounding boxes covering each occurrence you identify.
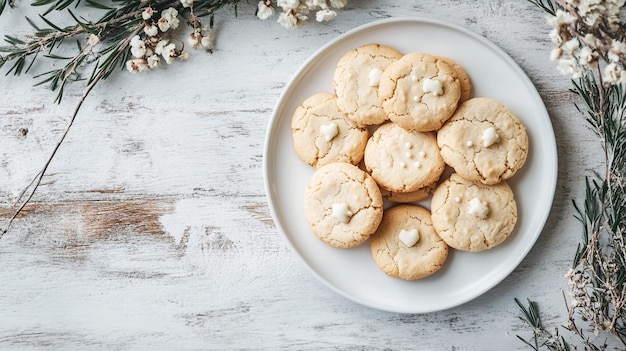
[263,18,557,313]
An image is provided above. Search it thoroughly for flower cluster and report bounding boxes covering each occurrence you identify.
[256,0,347,29]
[126,6,215,73]
[546,0,626,85]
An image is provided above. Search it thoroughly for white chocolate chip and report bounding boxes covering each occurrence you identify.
[332,203,353,223]
[482,127,500,147]
[368,67,383,87]
[422,78,443,96]
[468,197,489,219]
[398,228,420,247]
[320,123,339,142]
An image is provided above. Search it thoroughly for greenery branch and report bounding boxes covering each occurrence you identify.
[517,0,626,349]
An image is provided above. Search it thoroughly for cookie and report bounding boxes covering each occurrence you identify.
[333,44,404,126]
[437,97,529,185]
[370,204,448,280]
[378,52,461,132]
[304,162,383,249]
[364,123,445,193]
[437,56,472,102]
[292,92,369,169]
[380,182,435,203]
[431,173,517,252]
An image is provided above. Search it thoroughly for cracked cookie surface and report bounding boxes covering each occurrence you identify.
[364,123,444,193]
[292,92,369,169]
[333,44,403,126]
[370,204,448,280]
[304,162,383,249]
[431,173,517,252]
[378,52,461,132]
[437,55,472,102]
[437,97,529,185]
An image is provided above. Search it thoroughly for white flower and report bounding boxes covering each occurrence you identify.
[155,39,169,55]
[329,0,346,8]
[157,18,171,32]
[277,0,299,10]
[608,40,626,63]
[181,0,194,8]
[144,24,158,37]
[179,52,190,61]
[548,28,562,44]
[125,58,149,73]
[562,38,580,54]
[142,7,154,20]
[316,8,336,22]
[577,46,596,67]
[188,33,201,48]
[130,35,146,58]
[306,0,326,8]
[161,43,177,64]
[277,11,298,29]
[603,62,621,84]
[147,54,160,68]
[158,8,180,32]
[557,57,577,75]
[546,9,575,27]
[257,0,275,20]
[550,48,562,61]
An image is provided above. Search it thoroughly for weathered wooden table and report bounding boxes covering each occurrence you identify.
[0,1,607,349]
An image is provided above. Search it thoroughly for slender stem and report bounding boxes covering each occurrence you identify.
[0,27,140,238]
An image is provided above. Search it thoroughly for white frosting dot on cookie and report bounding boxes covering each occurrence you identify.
[412,96,419,102]
[368,67,383,87]
[454,196,461,203]
[468,197,489,219]
[482,127,500,147]
[466,140,474,147]
[405,151,413,158]
[399,161,407,168]
[422,78,443,96]
[418,150,426,158]
[405,142,413,149]
[320,123,339,142]
[411,75,418,82]
[399,228,420,247]
[331,202,353,223]
[414,161,422,168]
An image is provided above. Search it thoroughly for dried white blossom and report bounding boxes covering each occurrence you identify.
[546,9,576,27]
[155,39,170,55]
[277,11,299,29]
[329,0,346,8]
[277,0,299,10]
[562,38,580,54]
[316,8,336,22]
[147,54,160,68]
[130,35,146,58]
[144,24,158,37]
[257,0,274,19]
[609,40,626,63]
[577,46,596,66]
[603,62,622,84]
[550,47,563,61]
[126,58,149,73]
[306,0,326,8]
[158,8,180,32]
[142,7,154,20]
[161,42,177,64]
[188,33,201,48]
[180,0,194,8]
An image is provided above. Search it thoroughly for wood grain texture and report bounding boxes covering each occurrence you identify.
[0,1,616,350]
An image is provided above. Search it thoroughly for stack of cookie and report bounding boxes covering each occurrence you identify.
[291,43,528,281]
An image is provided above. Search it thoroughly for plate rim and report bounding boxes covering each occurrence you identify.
[263,16,558,313]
